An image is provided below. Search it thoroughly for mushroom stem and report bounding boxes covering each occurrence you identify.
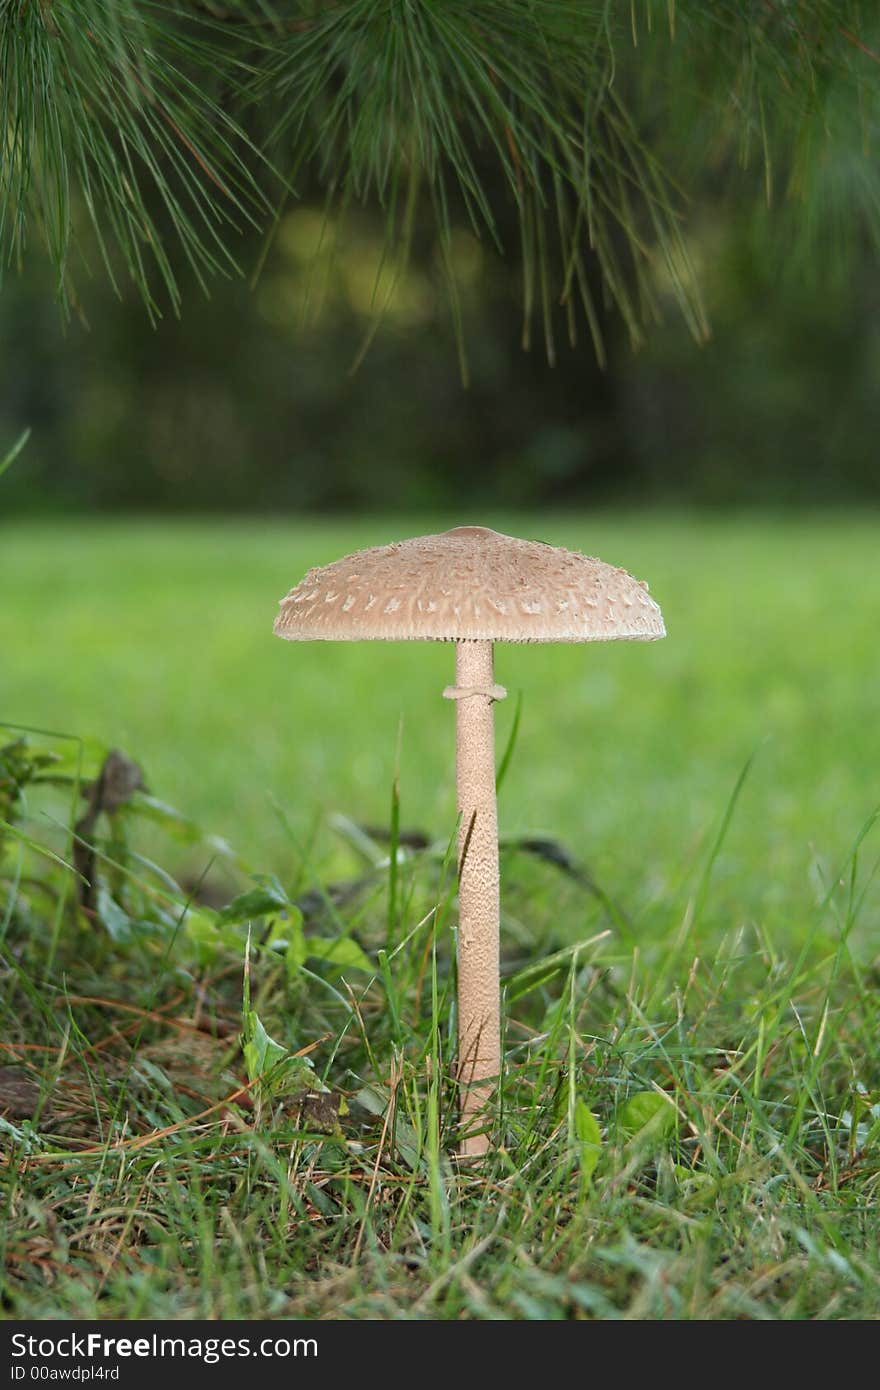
[452,639,502,1157]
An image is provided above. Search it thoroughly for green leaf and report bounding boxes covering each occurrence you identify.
[574,1099,602,1189]
[242,1008,289,1085]
[276,916,308,973]
[0,1115,44,1155]
[183,906,242,957]
[619,1090,676,1145]
[305,936,372,973]
[241,936,320,1103]
[218,879,290,924]
[241,1002,318,1101]
[95,884,135,943]
[272,911,372,977]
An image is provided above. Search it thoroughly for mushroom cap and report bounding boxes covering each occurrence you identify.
[274,526,665,644]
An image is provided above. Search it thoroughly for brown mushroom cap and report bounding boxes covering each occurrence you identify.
[274,526,665,644]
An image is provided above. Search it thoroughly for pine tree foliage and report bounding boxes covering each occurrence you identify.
[258,1,711,363]
[0,0,267,317]
[640,4,880,268]
[1,1,878,353]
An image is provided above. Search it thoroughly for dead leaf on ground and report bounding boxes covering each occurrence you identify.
[287,1090,346,1132]
[0,1066,52,1121]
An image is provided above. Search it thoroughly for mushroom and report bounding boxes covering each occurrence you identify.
[273,526,665,1157]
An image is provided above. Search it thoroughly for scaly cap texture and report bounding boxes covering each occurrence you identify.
[274,526,665,644]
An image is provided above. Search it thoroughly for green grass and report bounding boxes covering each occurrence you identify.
[3,514,880,915]
[1,513,879,1319]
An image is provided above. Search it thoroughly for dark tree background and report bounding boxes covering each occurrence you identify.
[1,2,879,512]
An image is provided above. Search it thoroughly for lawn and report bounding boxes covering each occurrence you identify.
[1,513,879,1319]
[3,514,880,920]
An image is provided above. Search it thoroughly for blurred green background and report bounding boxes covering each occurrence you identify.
[2,11,879,932]
[2,193,880,515]
[3,514,879,957]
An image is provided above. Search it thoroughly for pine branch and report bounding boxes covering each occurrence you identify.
[635,2,880,269]
[258,0,708,362]
[0,0,269,316]
[1,0,878,356]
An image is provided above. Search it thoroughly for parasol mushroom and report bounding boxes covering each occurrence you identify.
[273,526,665,1157]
